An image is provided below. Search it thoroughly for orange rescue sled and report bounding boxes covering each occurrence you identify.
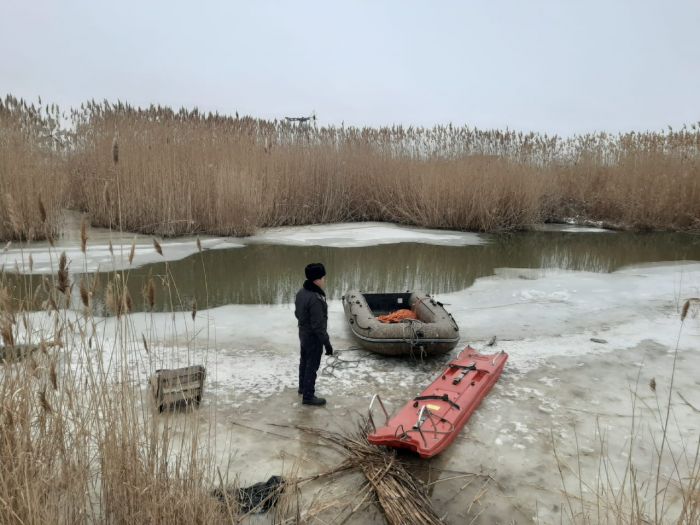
[367,346,508,458]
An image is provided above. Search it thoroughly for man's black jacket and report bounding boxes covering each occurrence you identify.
[295,280,331,350]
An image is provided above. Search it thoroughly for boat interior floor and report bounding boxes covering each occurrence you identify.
[362,292,415,317]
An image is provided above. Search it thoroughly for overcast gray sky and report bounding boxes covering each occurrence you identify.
[2,1,699,135]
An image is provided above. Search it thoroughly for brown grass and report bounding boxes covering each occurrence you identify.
[66,103,700,235]
[3,95,699,241]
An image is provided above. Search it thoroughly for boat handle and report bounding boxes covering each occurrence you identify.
[492,351,505,366]
[413,405,442,447]
[394,424,409,440]
[367,394,390,432]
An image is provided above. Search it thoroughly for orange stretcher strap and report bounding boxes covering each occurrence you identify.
[377,309,418,323]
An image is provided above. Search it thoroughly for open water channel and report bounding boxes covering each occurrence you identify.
[79,230,700,311]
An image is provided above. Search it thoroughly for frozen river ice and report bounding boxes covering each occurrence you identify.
[3,222,700,524]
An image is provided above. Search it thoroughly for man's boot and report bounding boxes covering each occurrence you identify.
[302,396,326,406]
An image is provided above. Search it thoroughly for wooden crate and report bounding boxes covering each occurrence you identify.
[149,365,206,412]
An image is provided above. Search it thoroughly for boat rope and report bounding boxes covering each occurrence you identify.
[321,347,369,378]
[401,319,427,358]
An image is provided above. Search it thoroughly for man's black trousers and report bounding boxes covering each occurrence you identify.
[298,333,323,401]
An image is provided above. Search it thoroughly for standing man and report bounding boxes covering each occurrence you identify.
[295,262,333,406]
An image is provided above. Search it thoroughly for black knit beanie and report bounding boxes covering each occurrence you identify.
[305,262,326,281]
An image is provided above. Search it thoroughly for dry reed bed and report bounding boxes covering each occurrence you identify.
[0,256,228,523]
[0,221,308,524]
[0,96,67,241]
[2,95,699,241]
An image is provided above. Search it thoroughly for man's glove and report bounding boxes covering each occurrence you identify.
[325,343,334,356]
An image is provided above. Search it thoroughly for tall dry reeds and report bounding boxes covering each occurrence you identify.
[0,227,232,524]
[65,103,700,235]
[0,96,68,240]
[69,102,268,236]
[1,94,699,240]
[554,130,700,230]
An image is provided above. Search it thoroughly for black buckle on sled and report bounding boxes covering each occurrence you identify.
[449,362,477,371]
[413,394,460,411]
[449,362,477,385]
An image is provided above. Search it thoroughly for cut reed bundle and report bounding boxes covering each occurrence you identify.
[300,421,443,525]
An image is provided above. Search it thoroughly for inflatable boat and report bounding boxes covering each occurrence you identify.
[367,346,508,458]
[342,290,460,356]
